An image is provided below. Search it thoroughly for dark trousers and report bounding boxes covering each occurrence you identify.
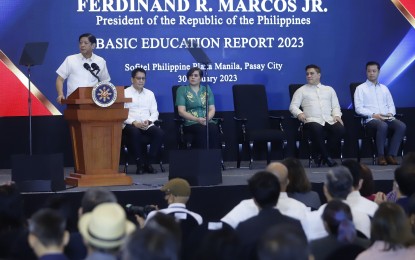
[184,123,220,149]
[366,119,406,156]
[304,121,345,159]
[123,124,164,165]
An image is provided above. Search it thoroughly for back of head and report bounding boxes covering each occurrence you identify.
[257,224,309,260]
[371,202,415,250]
[394,165,415,197]
[342,159,362,189]
[322,200,356,242]
[81,188,117,214]
[402,152,415,166]
[325,166,353,199]
[122,226,179,260]
[265,162,289,189]
[78,202,136,251]
[248,171,280,209]
[0,183,25,230]
[28,208,67,248]
[194,228,241,260]
[145,213,182,245]
[161,178,191,197]
[282,158,311,193]
[359,164,375,197]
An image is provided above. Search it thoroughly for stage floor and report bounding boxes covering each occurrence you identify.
[0,158,397,194]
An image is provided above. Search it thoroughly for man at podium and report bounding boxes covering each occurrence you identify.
[55,33,111,104]
[123,68,164,174]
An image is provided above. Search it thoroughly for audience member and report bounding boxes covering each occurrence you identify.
[359,163,387,204]
[235,171,305,260]
[28,208,69,260]
[402,151,415,166]
[221,163,310,229]
[282,157,322,210]
[145,212,182,245]
[356,202,415,259]
[257,224,310,260]
[342,159,378,217]
[78,202,135,260]
[408,193,415,234]
[43,195,77,233]
[65,188,118,260]
[305,166,371,240]
[145,178,202,225]
[310,200,369,260]
[144,178,203,260]
[0,182,36,259]
[192,227,241,260]
[122,218,180,260]
[394,164,415,213]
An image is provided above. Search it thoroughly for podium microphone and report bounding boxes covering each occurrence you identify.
[83,63,91,71]
[83,63,100,82]
[91,63,100,74]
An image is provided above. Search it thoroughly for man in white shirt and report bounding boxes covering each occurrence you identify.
[221,162,310,229]
[289,64,345,167]
[124,68,164,174]
[342,159,378,217]
[56,33,111,104]
[304,166,371,240]
[354,61,406,166]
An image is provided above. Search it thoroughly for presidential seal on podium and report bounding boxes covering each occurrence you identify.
[92,81,117,107]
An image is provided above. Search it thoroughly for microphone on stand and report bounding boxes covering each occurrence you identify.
[83,63,91,71]
[83,62,100,82]
[91,63,100,75]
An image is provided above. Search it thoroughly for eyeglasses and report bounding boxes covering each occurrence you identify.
[134,77,146,80]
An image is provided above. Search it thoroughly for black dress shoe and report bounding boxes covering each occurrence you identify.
[324,157,338,167]
[143,164,157,174]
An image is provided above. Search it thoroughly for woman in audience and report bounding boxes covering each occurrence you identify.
[356,202,415,259]
[282,157,321,210]
[310,200,369,260]
[360,163,387,204]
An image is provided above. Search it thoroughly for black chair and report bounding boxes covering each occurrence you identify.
[349,83,406,164]
[172,85,226,170]
[232,84,287,169]
[289,84,344,168]
[121,121,165,173]
[121,86,165,173]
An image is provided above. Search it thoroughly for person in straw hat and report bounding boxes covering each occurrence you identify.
[78,202,135,260]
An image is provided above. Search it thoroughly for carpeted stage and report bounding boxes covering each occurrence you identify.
[0,159,397,230]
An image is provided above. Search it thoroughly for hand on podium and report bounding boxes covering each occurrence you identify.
[56,95,65,104]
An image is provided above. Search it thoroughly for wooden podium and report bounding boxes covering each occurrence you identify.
[62,86,132,187]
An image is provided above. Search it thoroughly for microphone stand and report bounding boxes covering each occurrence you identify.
[27,65,33,155]
[186,40,212,150]
[203,63,209,150]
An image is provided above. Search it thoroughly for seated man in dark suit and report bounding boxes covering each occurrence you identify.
[236,171,305,260]
[123,67,164,174]
[289,64,345,167]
